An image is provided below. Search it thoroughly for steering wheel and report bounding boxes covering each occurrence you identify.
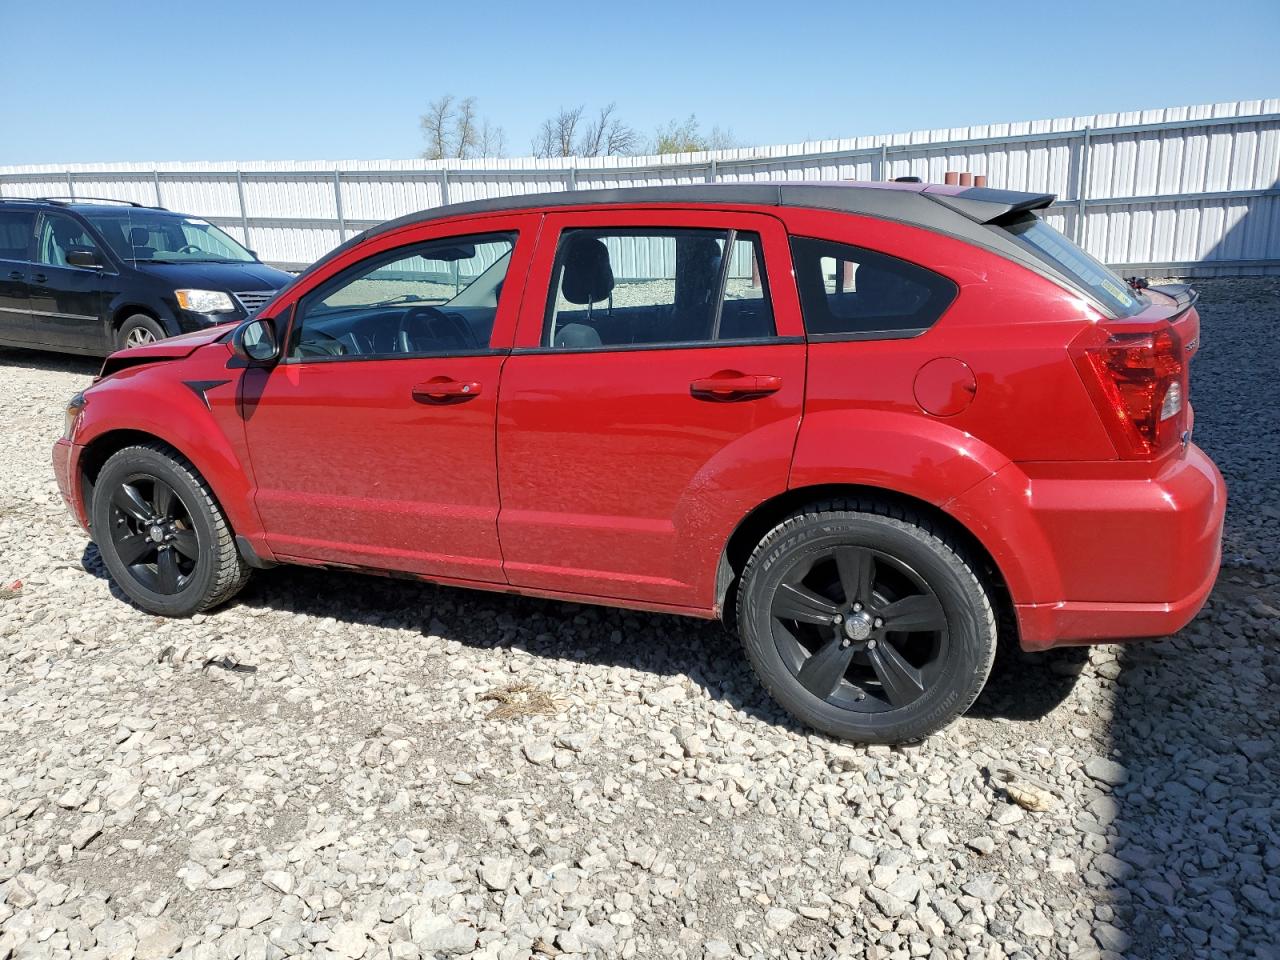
[395,306,478,353]
[178,244,203,254]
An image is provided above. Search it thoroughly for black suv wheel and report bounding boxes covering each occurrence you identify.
[736,500,996,744]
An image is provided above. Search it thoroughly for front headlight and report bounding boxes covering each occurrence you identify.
[64,392,86,440]
[175,289,236,313]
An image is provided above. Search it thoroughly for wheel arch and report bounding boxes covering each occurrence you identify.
[716,482,1017,646]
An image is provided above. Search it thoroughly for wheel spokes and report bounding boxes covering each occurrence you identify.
[772,583,841,625]
[115,533,154,566]
[151,481,175,519]
[878,593,947,633]
[834,547,874,606]
[113,483,153,524]
[171,529,199,560]
[156,547,181,593]
[867,640,927,706]
[797,636,858,700]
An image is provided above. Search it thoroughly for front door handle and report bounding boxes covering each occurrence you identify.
[412,377,483,403]
[690,372,783,401]
[32,273,48,284]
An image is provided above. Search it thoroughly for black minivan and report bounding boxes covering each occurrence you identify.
[0,198,293,355]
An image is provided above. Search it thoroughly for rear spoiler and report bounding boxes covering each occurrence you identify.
[923,186,1056,225]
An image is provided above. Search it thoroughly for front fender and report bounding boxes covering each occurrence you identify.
[76,355,264,546]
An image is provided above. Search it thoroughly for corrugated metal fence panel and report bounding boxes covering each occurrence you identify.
[3,99,1277,275]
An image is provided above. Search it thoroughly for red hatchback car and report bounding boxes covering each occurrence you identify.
[52,182,1226,743]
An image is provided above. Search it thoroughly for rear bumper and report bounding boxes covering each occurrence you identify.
[948,443,1226,650]
[53,438,90,532]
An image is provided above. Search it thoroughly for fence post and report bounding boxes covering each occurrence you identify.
[707,157,718,184]
[879,143,889,181]
[333,170,346,241]
[1075,126,1092,246]
[66,171,75,198]
[439,168,450,206]
[153,170,163,207]
[567,166,577,191]
[235,170,251,250]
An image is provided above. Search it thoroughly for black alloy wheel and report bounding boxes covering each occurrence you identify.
[770,544,947,713]
[736,501,997,744]
[90,443,251,617]
[106,474,200,595]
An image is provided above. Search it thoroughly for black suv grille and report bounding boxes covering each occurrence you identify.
[233,291,275,315]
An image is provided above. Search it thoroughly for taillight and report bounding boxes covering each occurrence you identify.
[1071,326,1185,458]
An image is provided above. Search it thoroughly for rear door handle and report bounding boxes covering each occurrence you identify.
[6,271,22,281]
[690,372,783,401]
[412,377,483,403]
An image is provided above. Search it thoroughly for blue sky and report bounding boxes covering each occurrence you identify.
[2,0,1277,164]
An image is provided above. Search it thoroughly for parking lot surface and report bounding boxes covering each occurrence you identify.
[1,279,1277,959]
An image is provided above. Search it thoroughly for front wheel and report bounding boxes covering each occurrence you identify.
[116,314,167,350]
[90,443,250,617]
[736,501,996,744]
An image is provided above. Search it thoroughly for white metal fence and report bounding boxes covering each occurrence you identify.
[2,99,1277,276]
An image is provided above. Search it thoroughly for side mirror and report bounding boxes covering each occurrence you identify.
[231,317,280,365]
[66,248,103,269]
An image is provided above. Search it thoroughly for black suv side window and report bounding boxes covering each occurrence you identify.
[288,233,516,361]
[543,229,775,350]
[791,237,958,339]
[37,213,102,267]
[0,210,35,262]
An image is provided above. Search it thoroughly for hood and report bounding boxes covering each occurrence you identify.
[98,325,229,378]
[133,260,294,292]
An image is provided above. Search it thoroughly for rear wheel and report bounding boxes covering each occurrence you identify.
[91,443,250,617]
[116,314,166,350]
[736,500,996,744]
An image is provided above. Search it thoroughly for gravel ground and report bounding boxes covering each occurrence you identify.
[1,278,1277,960]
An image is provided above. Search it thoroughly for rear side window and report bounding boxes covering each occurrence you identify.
[0,210,35,261]
[791,237,957,339]
[1001,215,1145,317]
[543,228,775,349]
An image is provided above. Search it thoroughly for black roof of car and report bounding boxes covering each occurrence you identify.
[0,197,168,211]
[299,181,1063,300]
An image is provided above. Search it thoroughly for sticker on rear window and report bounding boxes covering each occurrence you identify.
[1100,278,1134,306]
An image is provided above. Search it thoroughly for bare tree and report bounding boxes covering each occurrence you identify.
[453,97,478,159]
[477,120,506,160]
[420,95,456,161]
[577,102,638,157]
[532,105,585,158]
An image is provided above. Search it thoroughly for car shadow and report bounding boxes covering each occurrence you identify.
[0,347,101,377]
[80,542,1078,737]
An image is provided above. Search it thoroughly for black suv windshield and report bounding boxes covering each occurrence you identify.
[1002,215,1145,317]
[80,209,257,264]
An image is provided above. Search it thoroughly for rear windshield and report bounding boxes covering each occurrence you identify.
[1002,215,1145,317]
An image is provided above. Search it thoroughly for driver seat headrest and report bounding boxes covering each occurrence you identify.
[560,234,614,305]
[129,226,150,246]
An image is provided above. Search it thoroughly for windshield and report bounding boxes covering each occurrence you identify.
[1002,215,1145,317]
[81,209,257,264]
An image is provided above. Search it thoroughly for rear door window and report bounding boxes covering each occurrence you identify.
[0,210,35,262]
[543,228,775,349]
[791,237,957,339]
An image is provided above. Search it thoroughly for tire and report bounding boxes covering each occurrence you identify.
[736,499,996,744]
[116,314,167,350]
[91,443,251,617]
